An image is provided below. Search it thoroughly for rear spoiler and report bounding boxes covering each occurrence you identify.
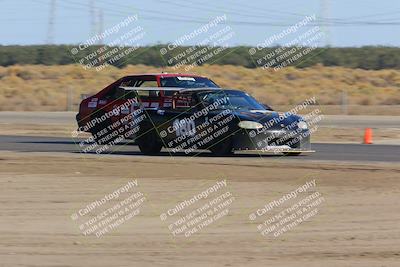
[119,86,225,92]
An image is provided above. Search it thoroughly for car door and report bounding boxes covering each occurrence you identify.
[155,94,206,153]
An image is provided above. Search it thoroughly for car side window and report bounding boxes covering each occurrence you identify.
[169,93,199,111]
[140,80,158,87]
[104,77,158,100]
[113,87,127,100]
[103,87,117,100]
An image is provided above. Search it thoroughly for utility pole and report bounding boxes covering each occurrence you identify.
[97,9,104,45]
[67,87,73,111]
[341,90,348,115]
[46,0,56,44]
[89,0,96,36]
[320,0,331,46]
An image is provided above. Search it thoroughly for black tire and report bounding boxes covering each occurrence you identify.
[283,152,302,156]
[137,126,162,155]
[209,137,233,156]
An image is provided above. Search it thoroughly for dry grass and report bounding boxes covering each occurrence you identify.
[0,64,399,111]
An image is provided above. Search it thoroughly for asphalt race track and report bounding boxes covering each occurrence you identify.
[1,112,400,128]
[0,135,398,162]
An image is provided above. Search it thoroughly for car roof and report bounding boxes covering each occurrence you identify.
[119,86,242,93]
[123,73,207,78]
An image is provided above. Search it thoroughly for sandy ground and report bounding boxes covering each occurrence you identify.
[1,151,399,267]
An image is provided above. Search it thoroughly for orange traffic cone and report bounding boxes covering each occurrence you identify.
[363,128,373,144]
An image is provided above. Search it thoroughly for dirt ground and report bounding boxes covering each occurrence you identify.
[1,151,399,267]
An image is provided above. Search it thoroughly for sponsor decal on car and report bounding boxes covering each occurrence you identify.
[88,102,98,108]
[177,76,196,81]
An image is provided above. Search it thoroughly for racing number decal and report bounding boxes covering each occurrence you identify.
[173,119,196,137]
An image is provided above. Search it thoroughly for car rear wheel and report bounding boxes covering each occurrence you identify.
[137,126,162,155]
[209,138,233,156]
[90,111,116,145]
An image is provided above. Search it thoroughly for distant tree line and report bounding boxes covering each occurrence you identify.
[0,45,399,70]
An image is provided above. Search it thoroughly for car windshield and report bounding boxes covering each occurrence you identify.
[197,90,272,111]
[160,76,219,88]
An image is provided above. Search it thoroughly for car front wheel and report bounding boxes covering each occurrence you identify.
[209,138,233,156]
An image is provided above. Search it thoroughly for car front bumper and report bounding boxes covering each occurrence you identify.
[231,128,313,153]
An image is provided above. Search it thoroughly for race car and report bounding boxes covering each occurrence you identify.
[76,74,312,156]
[76,73,218,134]
[128,87,312,156]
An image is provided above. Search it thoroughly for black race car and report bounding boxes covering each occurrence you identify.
[120,87,313,156]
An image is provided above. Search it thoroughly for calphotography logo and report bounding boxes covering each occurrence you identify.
[249,14,325,71]
[160,179,235,238]
[159,14,236,71]
[70,15,146,72]
[70,180,146,238]
[2,0,399,266]
[173,118,196,137]
[250,179,325,238]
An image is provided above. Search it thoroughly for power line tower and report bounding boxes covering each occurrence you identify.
[320,0,331,46]
[89,0,96,36]
[46,0,56,44]
[97,9,104,44]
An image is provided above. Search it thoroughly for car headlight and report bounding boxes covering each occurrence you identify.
[238,121,263,129]
[297,121,308,130]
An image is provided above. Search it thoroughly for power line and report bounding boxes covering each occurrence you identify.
[87,0,211,21]
[34,0,400,28]
[159,0,306,20]
[156,0,400,26]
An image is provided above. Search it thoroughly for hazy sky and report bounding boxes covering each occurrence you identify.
[1,0,399,46]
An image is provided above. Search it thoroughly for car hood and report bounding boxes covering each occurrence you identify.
[231,109,304,129]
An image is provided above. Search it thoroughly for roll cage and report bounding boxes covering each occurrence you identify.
[118,86,226,110]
